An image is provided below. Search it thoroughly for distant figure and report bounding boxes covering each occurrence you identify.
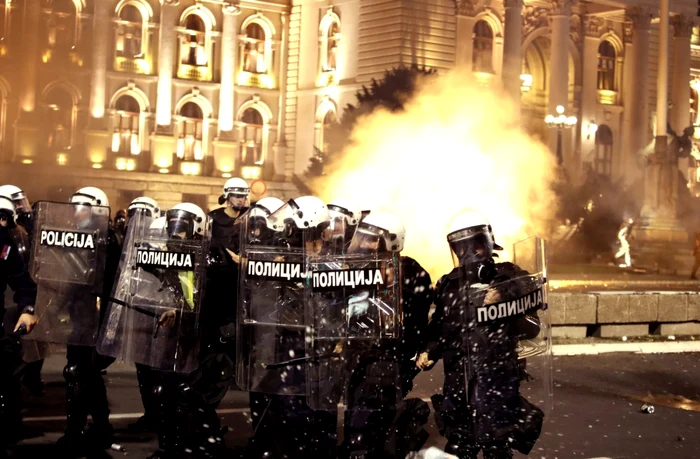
[691,230,700,280]
[614,218,634,268]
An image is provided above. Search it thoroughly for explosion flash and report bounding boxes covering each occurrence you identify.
[313,71,559,282]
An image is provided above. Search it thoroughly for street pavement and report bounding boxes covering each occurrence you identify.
[9,350,700,458]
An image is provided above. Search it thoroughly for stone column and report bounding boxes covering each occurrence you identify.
[454,0,477,72]
[83,0,111,167]
[580,15,604,170]
[218,4,240,133]
[155,0,178,127]
[547,0,572,165]
[670,15,693,135]
[637,0,688,253]
[152,0,180,171]
[502,0,523,114]
[13,0,41,161]
[620,7,651,179]
[89,0,110,120]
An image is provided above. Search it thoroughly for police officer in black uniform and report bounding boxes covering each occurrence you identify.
[0,196,37,457]
[417,211,543,459]
[56,187,121,456]
[0,184,44,396]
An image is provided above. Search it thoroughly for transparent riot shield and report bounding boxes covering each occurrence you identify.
[27,201,109,347]
[304,252,402,412]
[454,236,550,455]
[236,204,310,395]
[97,210,209,373]
[97,209,154,363]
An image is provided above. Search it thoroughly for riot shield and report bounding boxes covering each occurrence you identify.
[304,252,402,412]
[236,204,311,394]
[456,236,550,455]
[27,201,109,347]
[97,210,208,373]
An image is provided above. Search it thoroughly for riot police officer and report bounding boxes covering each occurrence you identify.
[341,211,431,458]
[0,185,33,236]
[324,198,361,254]
[203,177,250,386]
[145,202,213,458]
[0,196,37,457]
[243,196,337,459]
[417,211,544,459]
[0,184,43,395]
[56,187,121,455]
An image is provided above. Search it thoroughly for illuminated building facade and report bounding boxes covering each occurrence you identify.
[0,0,698,210]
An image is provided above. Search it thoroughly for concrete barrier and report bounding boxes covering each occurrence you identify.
[549,291,700,337]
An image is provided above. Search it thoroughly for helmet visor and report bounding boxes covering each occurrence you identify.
[10,191,30,214]
[347,223,383,254]
[448,225,494,267]
[267,200,302,233]
[166,209,198,240]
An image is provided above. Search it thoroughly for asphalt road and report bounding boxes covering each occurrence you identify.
[8,351,700,458]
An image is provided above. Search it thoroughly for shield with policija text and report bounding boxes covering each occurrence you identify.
[235,205,317,395]
[26,201,109,347]
[304,251,402,412]
[97,210,209,373]
[452,236,551,455]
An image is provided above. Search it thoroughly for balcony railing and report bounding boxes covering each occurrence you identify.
[597,89,618,106]
[177,64,212,82]
[237,71,274,89]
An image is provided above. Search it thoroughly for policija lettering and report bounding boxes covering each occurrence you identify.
[476,287,546,323]
[246,260,385,289]
[40,230,96,250]
[136,249,194,270]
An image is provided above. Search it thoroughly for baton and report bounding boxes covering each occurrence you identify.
[262,352,340,369]
[91,292,159,319]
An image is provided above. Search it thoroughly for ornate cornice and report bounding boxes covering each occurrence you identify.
[550,0,574,16]
[625,7,653,32]
[522,5,548,37]
[584,15,605,38]
[455,0,478,17]
[671,15,694,38]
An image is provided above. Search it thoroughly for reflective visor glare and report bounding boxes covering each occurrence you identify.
[168,219,192,239]
[13,197,30,212]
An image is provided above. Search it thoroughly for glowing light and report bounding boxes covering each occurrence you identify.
[92,162,103,169]
[250,179,267,196]
[21,159,33,165]
[159,168,169,174]
[311,70,558,280]
[41,50,51,63]
[222,172,232,178]
[556,105,565,115]
[115,157,135,171]
[111,132,120,153]
[520,74,533,93]
[241,165,262,180]
[131,134,141,155]
[56,153,67,166]
[585,121,598,140]
[236,71,275,89]
[180,161,201,176]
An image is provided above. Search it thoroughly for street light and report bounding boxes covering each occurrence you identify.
[545,105,577,166]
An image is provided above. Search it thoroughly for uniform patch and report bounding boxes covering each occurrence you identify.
[1,244,11,260]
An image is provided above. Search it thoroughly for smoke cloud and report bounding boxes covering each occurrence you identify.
[313,71,559,282]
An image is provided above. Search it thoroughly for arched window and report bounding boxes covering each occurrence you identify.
[180,14,207,66]
[116,4,143,59]
[472,20,493,73]
[597,40,616,91]
[594,124,613,177]
[46,0,78,53]
[112,94,140,156]
[320,19,340,73]
[44,87,74,153]
[239,107,264,165]
[243,23,267,74]
[691,87,698,127]
[177,102,204,161]
[321,110,336,152]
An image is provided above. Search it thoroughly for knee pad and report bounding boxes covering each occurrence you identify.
[63,364,80,383]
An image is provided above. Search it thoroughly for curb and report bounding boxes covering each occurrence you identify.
[553,341,700,355]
